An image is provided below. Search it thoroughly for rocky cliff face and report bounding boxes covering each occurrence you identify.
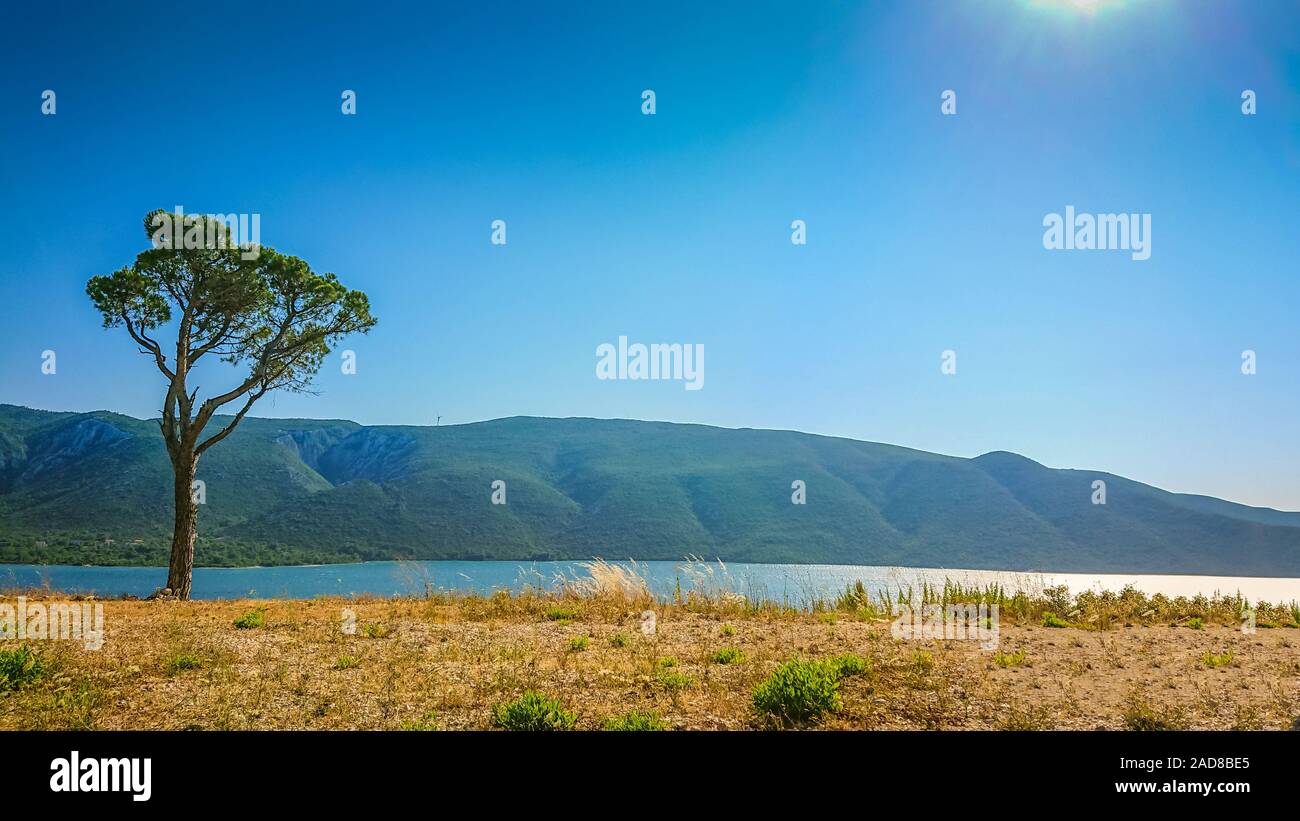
[15,418,132,483]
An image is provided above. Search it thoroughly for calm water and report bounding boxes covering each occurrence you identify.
[1,560,1296,605]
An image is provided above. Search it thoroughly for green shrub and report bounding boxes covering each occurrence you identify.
[1042,612,1070,628]
[0,646,45,692]
[828,653,869,677]
[544,606,578,622]
[400,712,439,731]
[492,691,576,731]
[655,656,678,668]
[657,668,692,692]
[333,655,360,670]
[362,623,388,638]
[604,710,667,731]
[568,636,589,652]
[1186,617,1204,630]
[752,659,842,725]
[163,653,202,676]
[1201,650,1233,668]
[994,650,1027,668]
[710,646,745,665]
[608,633,629,648]
[233,608,265,629]
[720,624,736,637]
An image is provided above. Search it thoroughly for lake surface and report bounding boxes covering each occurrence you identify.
[1,560,1297,605]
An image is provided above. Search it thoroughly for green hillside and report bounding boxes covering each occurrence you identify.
[1,404,1298,575]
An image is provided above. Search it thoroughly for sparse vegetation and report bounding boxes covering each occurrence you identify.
[994,650,1027,668]
[604,710,668,731]
[0,646,45,692]
[568,636,589,652]
[1042,612,1070,629]
[233,608,265,630]
[163,653,202,676]
[1201,650,1234,668]
[711,646,745,665]
[492,691,576,731]
[1,578,1295,731]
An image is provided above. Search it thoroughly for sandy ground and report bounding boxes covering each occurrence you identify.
[1,597,1297,730]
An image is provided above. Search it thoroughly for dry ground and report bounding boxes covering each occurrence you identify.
[2,594,1298,730]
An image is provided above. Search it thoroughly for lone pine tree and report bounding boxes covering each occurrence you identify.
[87,210,376,598]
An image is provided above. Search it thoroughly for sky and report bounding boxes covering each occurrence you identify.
[1,0,1298,509]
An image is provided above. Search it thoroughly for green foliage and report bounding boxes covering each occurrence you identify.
[604,710,668,731]
[720,623,736,637]
[657,668,692,692]
[544,606,578,622]
[361,623,388,638]
[1185,617,1204,630]
[608,632,629,648]
[400,712,439,731]
[233,608,265,629]
[491,691,576,731]
[333,655,360,670]
[1201,650,1234,668]
[0,646,45,692]
[163,653,202,675]
[710,646,745,665]
[568,636,589,652]
[1042,612,1071,628]
[752,659,843,725]
[993,650,1027,668]
[828,653,869,677]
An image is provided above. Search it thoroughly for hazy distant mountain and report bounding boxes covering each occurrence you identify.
[1,404,1297,575]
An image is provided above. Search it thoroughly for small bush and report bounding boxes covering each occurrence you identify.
[400,712,439,731]
[752,659,842,725]
[492,691,576,731]
[1042,612,1070,629]
[655,656,678,669]
[333,655,360,670]
[710,646,745,665]
[233,608,265,629]
[604,710,667,731]
[1201,650,1234,668]
[568,636,589,652]
[544,606,578,622]
[0,646,45,692]
[720,624,736,637]
[362,623,389,639]
[608,633,629,648]
[829,653,869,677]
[994,650,1027,668]
[1185,617,1205,630]
[163,653,202,676]
[657,668,692,692]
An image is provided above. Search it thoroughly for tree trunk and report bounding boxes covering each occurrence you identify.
[167,455,198,599]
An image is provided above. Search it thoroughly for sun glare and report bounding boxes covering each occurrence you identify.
[1028,0,1127,16]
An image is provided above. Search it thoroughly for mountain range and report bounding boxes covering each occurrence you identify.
[1,404,1298,575]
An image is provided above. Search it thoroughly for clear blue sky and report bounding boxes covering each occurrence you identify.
[1,1,1298,509]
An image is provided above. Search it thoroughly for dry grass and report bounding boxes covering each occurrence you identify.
[2,578,1297,730]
